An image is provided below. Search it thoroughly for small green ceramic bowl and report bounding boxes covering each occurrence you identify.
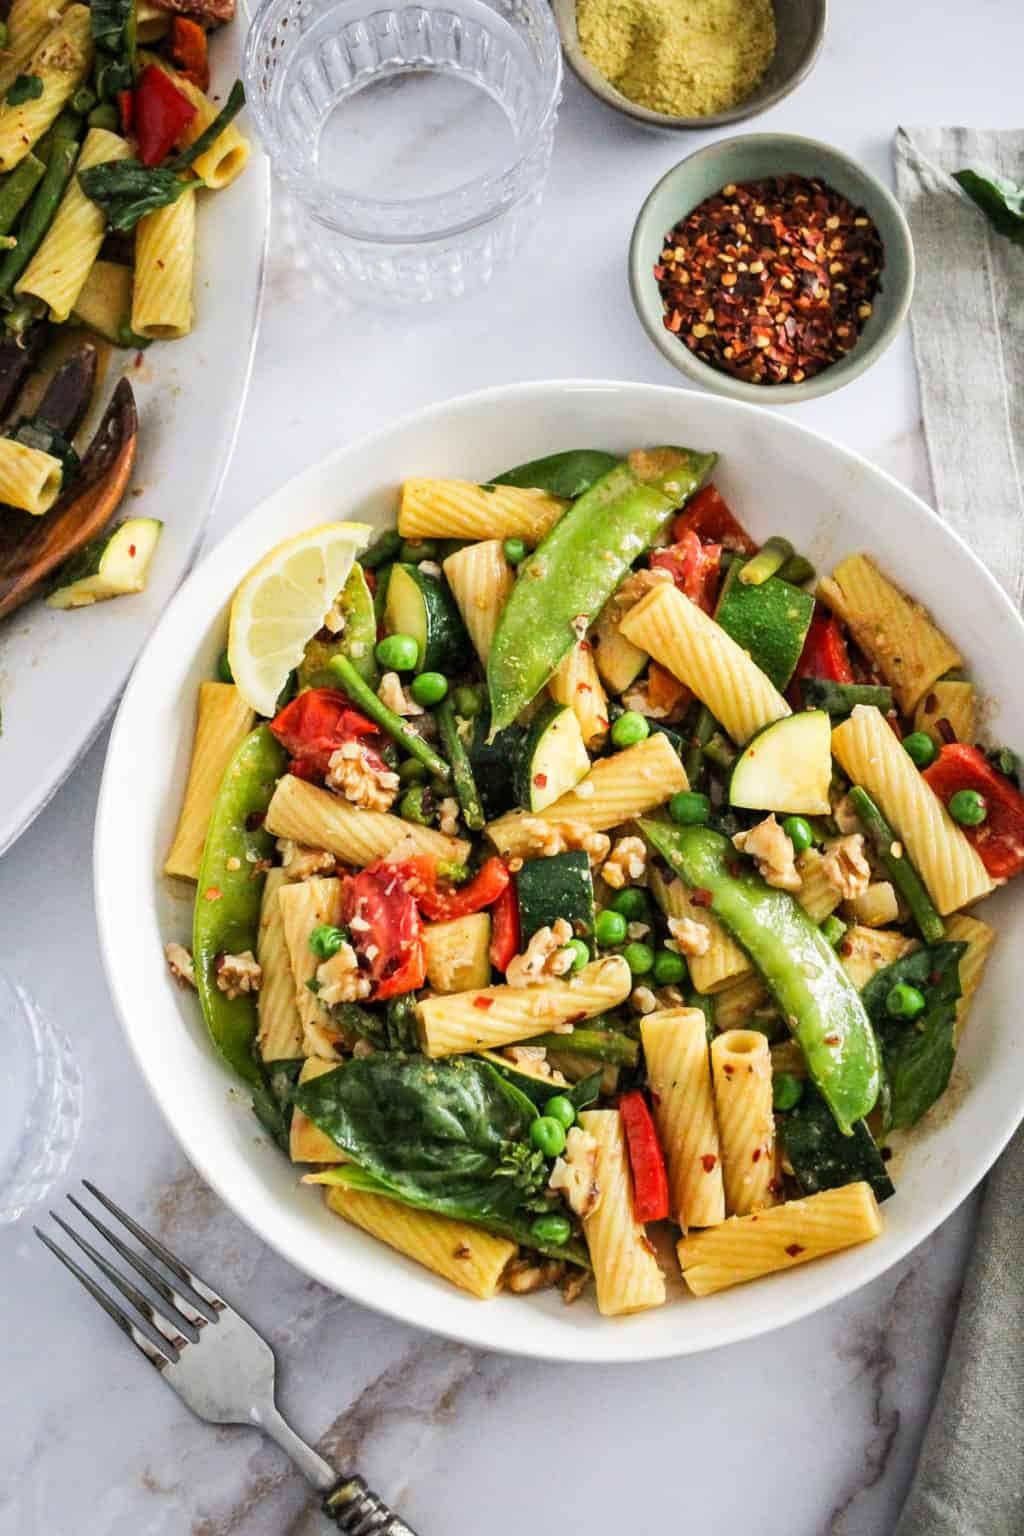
[629,133,915,405]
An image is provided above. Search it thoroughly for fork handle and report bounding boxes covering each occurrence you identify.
[323,1474,419,1534]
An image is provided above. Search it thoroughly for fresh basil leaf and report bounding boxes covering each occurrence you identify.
[91,0,135,52]
[169,79,245,172]
[78,159,196,233]
[954,169,1024,245]
[6,74,43,106]
[567,1070,603,1113]
[862,942,966,1131]
[781,1083,894,1203]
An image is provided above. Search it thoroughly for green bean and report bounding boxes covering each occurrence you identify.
[4,297,37,337]
[683,702,717,786]
[30,108,80,168]
[71,85,97,114]
[0,125,81,298]
[0,154,44,236]
[777,552,816,586]
[169,80,245,172]
[328,652,450,782]
[360,529,402,570]
[738,536,794,586]
[848,785,945,944]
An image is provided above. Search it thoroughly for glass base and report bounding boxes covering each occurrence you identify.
[0,973,82,1226]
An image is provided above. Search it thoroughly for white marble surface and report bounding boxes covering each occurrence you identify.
[1,0,1021,1529]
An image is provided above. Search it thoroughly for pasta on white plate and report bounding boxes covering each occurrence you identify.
[163,444,1019,1313]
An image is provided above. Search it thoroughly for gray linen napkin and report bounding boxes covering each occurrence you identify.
[892,126,1024,1536]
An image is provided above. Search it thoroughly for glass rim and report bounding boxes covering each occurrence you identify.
[242,0,563,240]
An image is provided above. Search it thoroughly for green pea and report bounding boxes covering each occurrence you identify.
[669,790,710,826]
[529,1213,572,1248]
[948,788,987,827]
[886,982,927,1020]
[782,815,814,855]
[821,914,847,949]
[452,685,482,719]
[610,710,650,749]
[594,908,628,947]
[308,923,347,960]
[399,539,439,564]
[530,1115,567,1157]
[399,785,433,825]
[216,648,233,683]
[902,730,937,769]
[543,1095,576,1130]
[565,938,589,972]
[398,757,428,784]
[375,633,419,672]
[610,887,650,922]
[622,941,654,976]
[772,1073,805,1112]
[503,537,527,565]
[410,671,448,707]
[652,949,687,985]
[87,102,119,130]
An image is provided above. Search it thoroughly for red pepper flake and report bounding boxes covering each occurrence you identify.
[935,716,956,744]
[752,1147,762,1163]
[839,939,853,957]
[653,176,884,387]
[473,995,494,1010]
[203,886,222,902]
[532,773,548,788]
[785,1243,805,1258]
[128,544,137,558]
[723,1063,735,1076]
[690,887,713,908]
[701,1153,717,1173]
[823,1033,841,1046]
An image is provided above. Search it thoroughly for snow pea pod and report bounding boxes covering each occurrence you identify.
[298,562,379,690]
[490,449,620,500]
[641,819,881,1135]
[487,446,716,735]
[193,725,288,1098]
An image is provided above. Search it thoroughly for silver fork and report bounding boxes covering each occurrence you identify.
[36,1180,418,1534]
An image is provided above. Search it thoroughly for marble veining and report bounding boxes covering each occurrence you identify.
[1,0,1020,1529]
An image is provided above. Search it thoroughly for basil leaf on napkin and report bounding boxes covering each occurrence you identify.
[954,169,1024,244]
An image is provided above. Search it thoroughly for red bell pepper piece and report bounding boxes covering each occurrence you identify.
[650,530,722,613]
[269,687,382,781]
[791,610,854,686]
[116,88,133,134]
[488,882,521,973]
[134,64,197,167]
[388,854,510,923]
[618,1091,670,1223]
[923,744,1024,880]
[672,485,757,555]
[342,862,425,1000]
[169,15,210,92]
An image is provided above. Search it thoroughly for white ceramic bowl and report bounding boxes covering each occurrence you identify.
[95,380,1024,1364]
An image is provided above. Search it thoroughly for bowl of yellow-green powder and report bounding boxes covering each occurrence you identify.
[552,0,826,130]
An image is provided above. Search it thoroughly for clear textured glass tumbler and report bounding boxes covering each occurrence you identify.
[0,970,81,1225]
[244,0,562,305]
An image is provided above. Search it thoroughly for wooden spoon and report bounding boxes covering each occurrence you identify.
[0,377,138,619]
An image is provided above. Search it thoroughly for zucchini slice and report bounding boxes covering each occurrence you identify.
[729,710,832,815]
[47,517,162,609]
[422,912,492,993]
[715,563,815,690]
[515,850,596,948]
[469,713,523,819]
[384,561,468,673]
[514,700,590,812]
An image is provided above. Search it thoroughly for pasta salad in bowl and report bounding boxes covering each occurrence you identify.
[96,382,1024,1360]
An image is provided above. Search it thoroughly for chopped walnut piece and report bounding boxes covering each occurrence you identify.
[215,950,262,999]
[832,793,863,836]
[732,815,802,891]
[822,833,872,901]
[351,1038,376,1059]
[326,740,400,813]
[561,1267,591,1305]
[316,941,372,1006]
[377,671,423,717]
[548,1127,601,1218]
[277,838,338,881]
[621,679,672,721]
[322,601,345,635]
[667,914,711,957]
[506,919,577,988]
[437,796,461,837]
[504,1257,566,1294]
[631,985,658,1014]
[601,835,647,890]
[164,941,196,989]
[516,817,611,866]
[612,566,673,614]
[501,1045,569,1085]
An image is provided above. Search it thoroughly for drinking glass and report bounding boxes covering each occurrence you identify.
[244,0,562,305]
[0,970,81,1226]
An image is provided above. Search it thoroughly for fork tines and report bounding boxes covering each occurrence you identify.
[35,1180,226,1372]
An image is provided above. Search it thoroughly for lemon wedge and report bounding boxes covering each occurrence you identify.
[228,521,373,717]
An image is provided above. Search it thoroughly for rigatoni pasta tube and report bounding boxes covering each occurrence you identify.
[711,1030,777,1215]
[16,127,130,321]
[399,479,566,542]
[265,773,470,865]
[578,1109,666,1316]
[619,581,790,745]
[416,957,632,1059]
[831,705,994,914]
[648,865,749,994]
[641,1008,725,1230]
[0,0,71,95]
[256,869,304,1062]
[839,924,918,991]
[944,913,995,1044]
[276,876,345,1054]
[0,5,92,170]
[171,74,251,189]
[164,681,256,880]
[289,1058,345,1164]
[677,1182,883,1297]
[548,640,609,750]
[442,539,512,666]
[324,1185,516,1299]
[0,438,64,514]
[913,679,976,747]
[485,733,686,858]
[132,186,196,340]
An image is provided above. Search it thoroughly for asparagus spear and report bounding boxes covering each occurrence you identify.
[848,785,945,944]
[435,696,485,830]
[328,652,451,782]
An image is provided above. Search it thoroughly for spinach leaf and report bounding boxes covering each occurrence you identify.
[862,942,966,1131]
[91,0,135,53]
[954,169,1024,245]
[251,1058,303,1153]
[385,994,419,1052]
[78,160,196,233]
[781,1084,894,1203]
[6,75,43,106]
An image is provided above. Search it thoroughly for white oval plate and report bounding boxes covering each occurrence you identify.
[0,30,267,858]
[95,380,1024,1364]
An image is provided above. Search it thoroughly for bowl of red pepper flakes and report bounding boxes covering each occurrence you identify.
[629,133,914,403]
